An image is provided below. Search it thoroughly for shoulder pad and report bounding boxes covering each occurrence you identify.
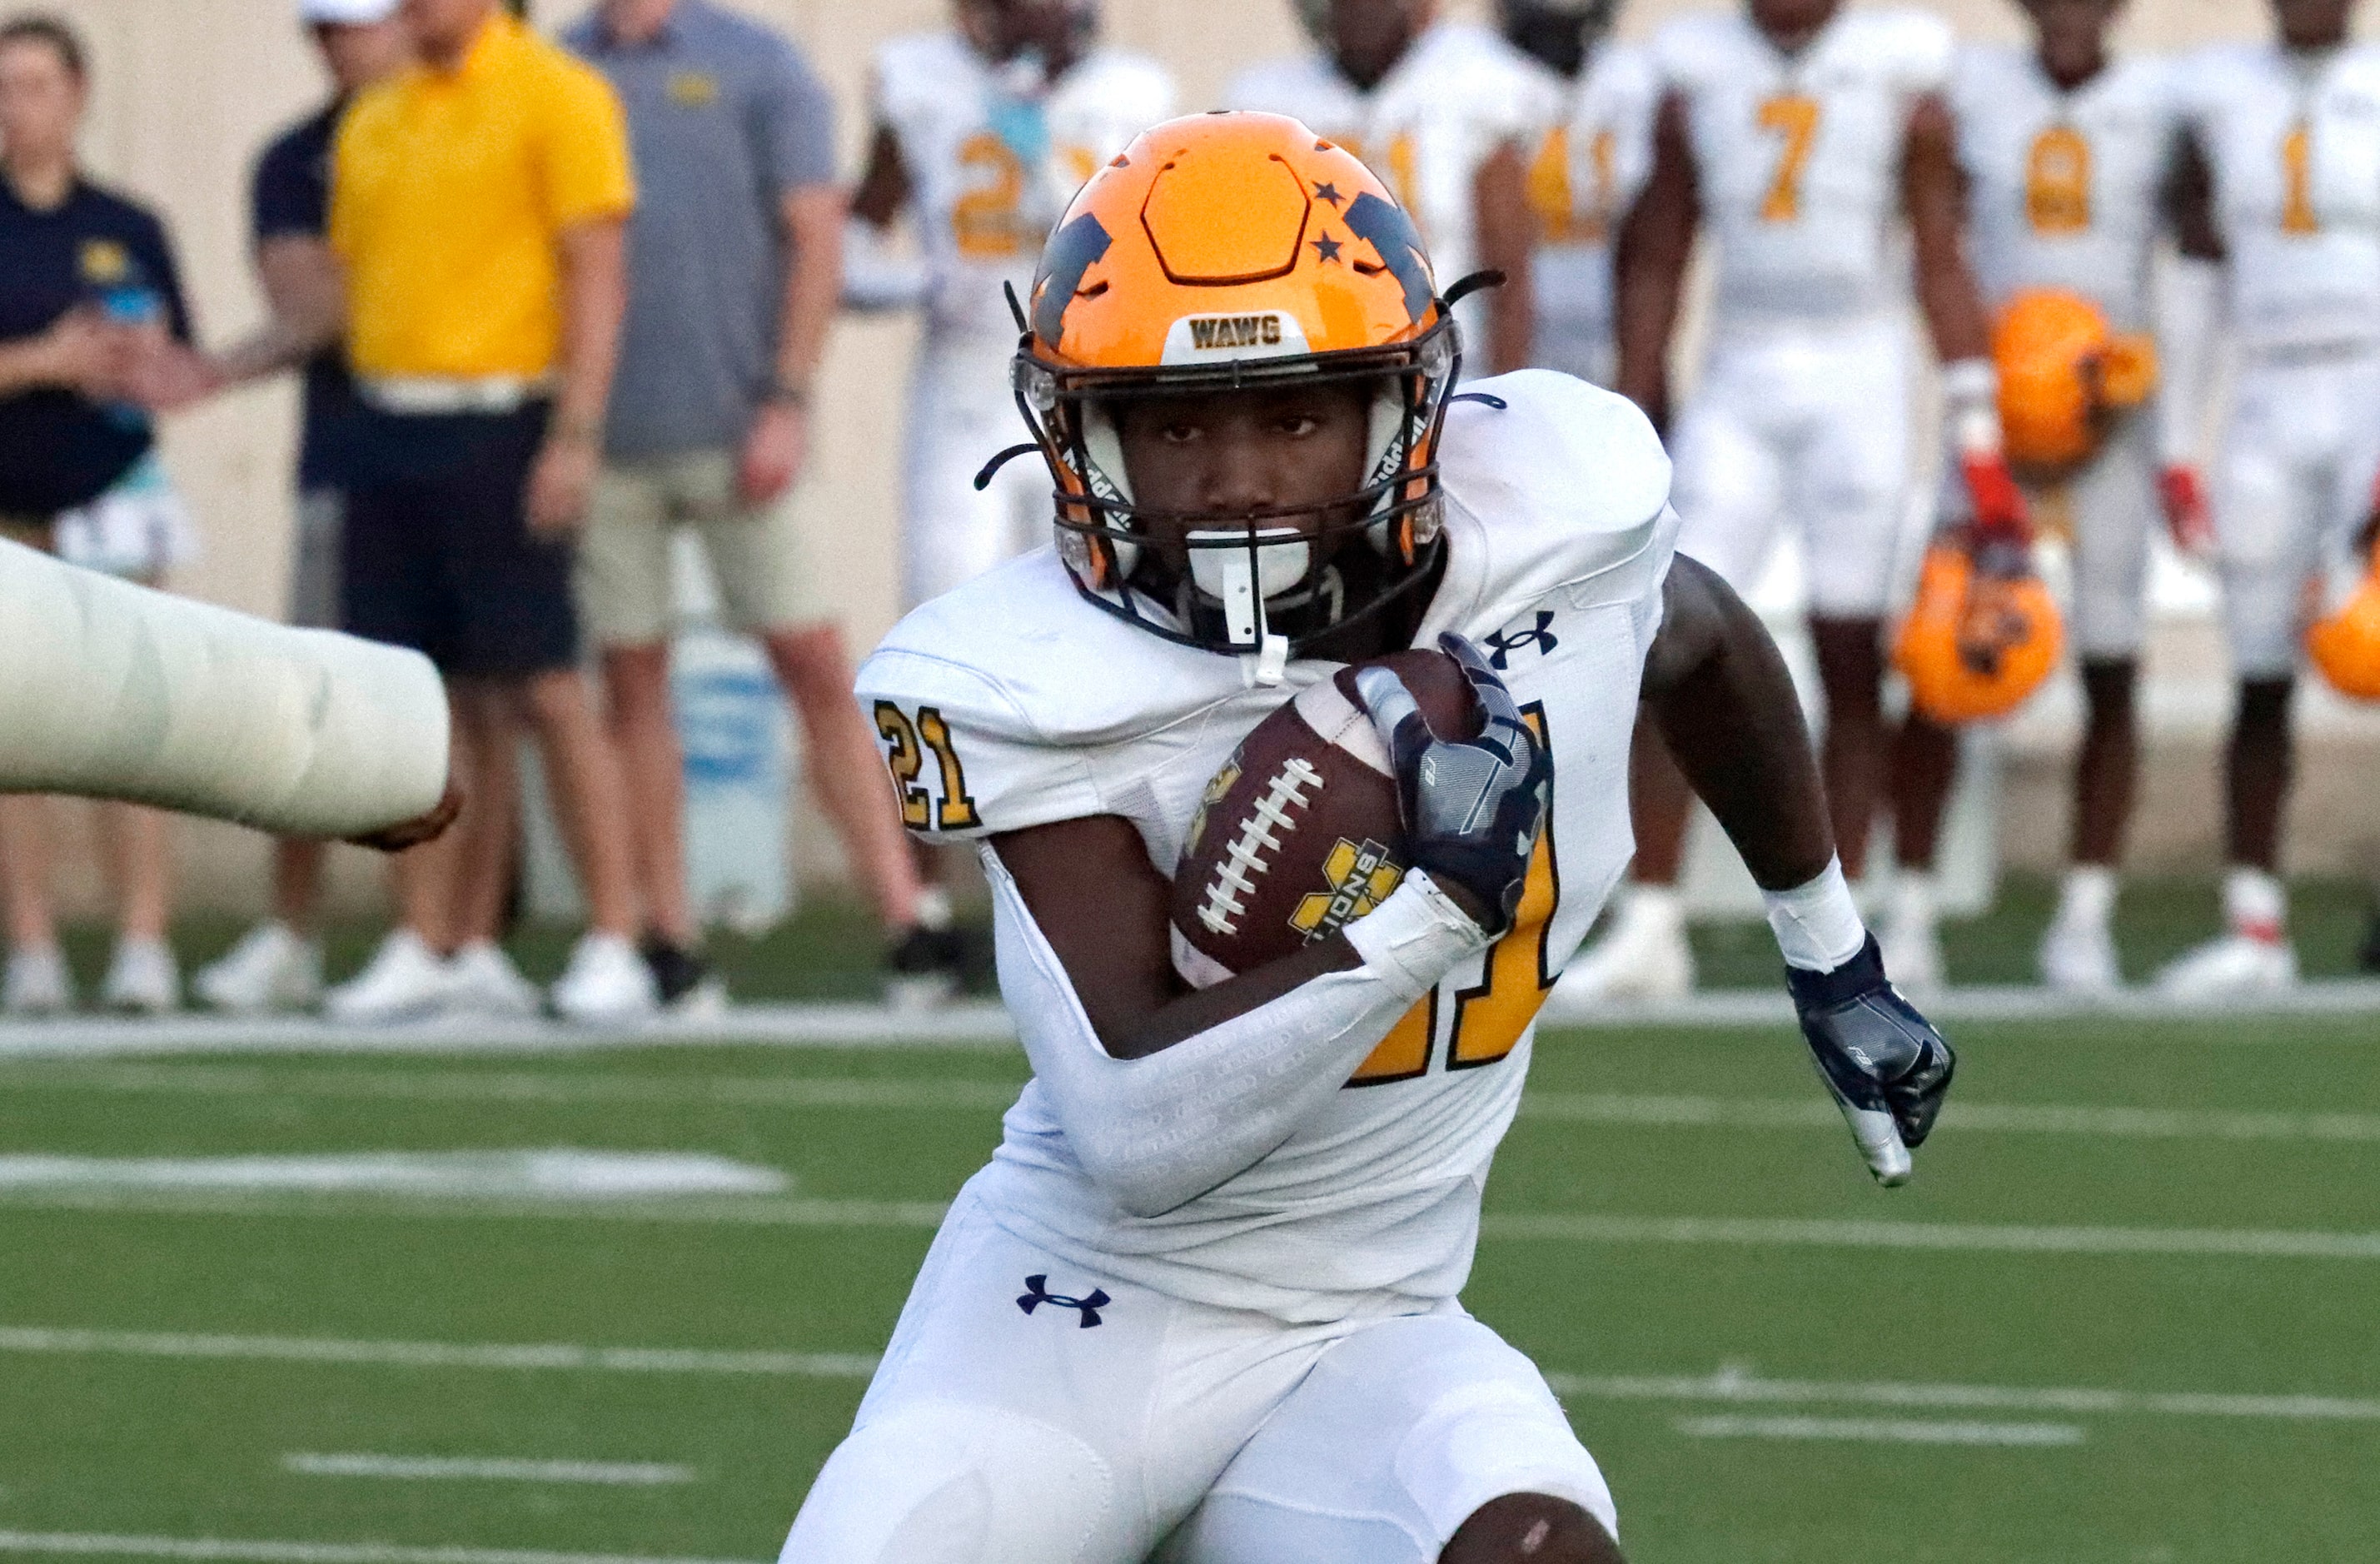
[1652,12,1750,88]
[1830,10,1954,94]
[873,33,968,120]
[1435,370,1675,623]
[1223,53,1330,113]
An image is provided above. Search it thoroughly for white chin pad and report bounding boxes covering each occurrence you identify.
[1187,529,1309,645]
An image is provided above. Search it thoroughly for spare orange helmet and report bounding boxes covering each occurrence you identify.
[1993,288,2158,473]
[1894,538,2064,724]
[2308,540,2380,701]
[1010,111,1471,670]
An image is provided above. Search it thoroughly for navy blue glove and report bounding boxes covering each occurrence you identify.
[1785,934,1956,1186]
[1353,633,1551,939]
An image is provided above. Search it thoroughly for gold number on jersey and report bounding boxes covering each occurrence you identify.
[1347,708,1561,1086]
[1336,131,1424,227]
[2282,120,2321,235]
[874,702,977,832]
[874,702,932,829]
[953,131,1027,258]
[2025,125,2093,234]
[1527,125,1619,245]
[1756,93,1821,224]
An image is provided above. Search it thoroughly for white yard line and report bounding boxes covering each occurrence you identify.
[2,1183,2375,1261]
[0,1152,787,1201]
[5,1325,2373,1429]
[281,1454,693,1487]
[1671,1414,2086,1447]
[0,1535,753,1564]
[1,981,2377,1058]
[10,1064,2376,1145]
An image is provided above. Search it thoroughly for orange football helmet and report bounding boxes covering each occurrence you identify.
[1011,111,1467,668]
[2308,541,2380,701]
[1993,288,2158,474]
[1894,538,2064,724]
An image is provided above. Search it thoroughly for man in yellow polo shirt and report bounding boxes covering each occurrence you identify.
[326,0,655,1024]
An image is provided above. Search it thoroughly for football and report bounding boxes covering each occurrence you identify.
[1169,649,1481,988]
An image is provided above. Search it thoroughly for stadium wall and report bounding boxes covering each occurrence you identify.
[22,0,2380,919]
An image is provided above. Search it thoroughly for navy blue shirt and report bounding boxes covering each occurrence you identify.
[0,177,192,516]
[253,102,363,492]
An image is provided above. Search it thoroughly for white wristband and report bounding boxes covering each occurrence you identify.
[1345,869,1494,1002]
[1763,857,1868,973]
[1940,357,2003,459]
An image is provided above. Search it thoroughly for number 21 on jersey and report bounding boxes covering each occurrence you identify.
[875,701,978,833]
[1348,705,1560,1085]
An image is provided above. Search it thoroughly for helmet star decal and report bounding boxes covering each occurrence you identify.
[1312,234,1344,263]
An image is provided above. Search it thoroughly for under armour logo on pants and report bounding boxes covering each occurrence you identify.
[1017,1273,1110,1328]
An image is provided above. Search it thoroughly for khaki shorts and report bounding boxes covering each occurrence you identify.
[577,449,821,646]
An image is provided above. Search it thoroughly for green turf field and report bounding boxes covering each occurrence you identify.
[1,1012,2375,1564]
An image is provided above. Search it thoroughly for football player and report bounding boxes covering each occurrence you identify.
[1922,0,2214,991]
[2153,0,2380,994]
[783,112,1954,1564]
[1501,0,1657,386]
[1566,0,2032,999]
[1228,0,1556,376]
[846,0,1173,999]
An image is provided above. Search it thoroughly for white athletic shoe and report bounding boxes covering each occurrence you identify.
[195,922,323,1014]
[3,945,74,1017]
[444,941,544,1021]
[550,933,659,1025]
[1554,887,1693,1004]
[326,931,457,1025]
[101,938,181,1015]
[2039,915,2121,994]
[2155,932,2298,999]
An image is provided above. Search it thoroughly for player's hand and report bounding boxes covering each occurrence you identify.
[525,433,600,538]
[1959,451,2032,546]
[739,399,809,506]
[2159,463,2215,556]
[345,780,464,854]
[1353,632,1550,939]
[1786,934,1955,1186]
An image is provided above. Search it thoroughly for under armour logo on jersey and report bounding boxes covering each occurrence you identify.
[1483,612,1560,669]
[1018,1274,1110,1328]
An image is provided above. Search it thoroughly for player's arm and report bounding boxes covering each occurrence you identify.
[2153,129,2225,551]
[842,121,929,311]
[1643,556,1956,1184]
[982,637,1543,1217]
[1471,138,1537,374]
[1904,92,2029,544]
[1612,89,1696,431]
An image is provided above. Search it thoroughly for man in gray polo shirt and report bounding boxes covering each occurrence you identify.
[567,0,934,1008]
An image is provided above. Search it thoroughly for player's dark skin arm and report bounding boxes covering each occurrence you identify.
[1904,94,1992,362]
[1641,555,1839,889]
[849,123,911,232]
[1611,89,1696,431]
[1473,140,1538,373]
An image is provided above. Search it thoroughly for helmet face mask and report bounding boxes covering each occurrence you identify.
[1011,112,1461,674]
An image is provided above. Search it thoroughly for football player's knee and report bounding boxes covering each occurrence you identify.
[1441,1493,1625,1564]
[779,1402,1118,1564]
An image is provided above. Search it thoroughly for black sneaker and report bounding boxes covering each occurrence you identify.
[641,937,727,1017]
[884,925,966,1012]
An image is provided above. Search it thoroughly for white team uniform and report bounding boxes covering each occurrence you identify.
[1526,43,1659,386]
[1950,47,2183,659]
[2177,42,2380,678]
[1656,8,1954,620]
[1227,23,1561,359]
[873,35,1175,607]
[787,372,1674,1563]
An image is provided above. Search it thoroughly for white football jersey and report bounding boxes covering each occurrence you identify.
[856,371,1676,1321]
[2177,42,2380,351]
[1227,22,1562,352]
[1656,7,1954,324]
[1528,42,1661,382]
[1951,47,2182,330]
[874,34,1176,343]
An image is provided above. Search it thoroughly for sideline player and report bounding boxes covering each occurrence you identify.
[2156,0,2380,994]
[1568,0,2032,999]
[1228,0,1554,376]
[1501,0,1657,386]
[784,112,1954,1564]
[1933,0,2212,991]
[845,0,1172,1002]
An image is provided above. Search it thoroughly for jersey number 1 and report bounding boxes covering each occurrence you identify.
[1757,94,1821,224]
[2282,120,2321,235]
[1348,706,1560,1086]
